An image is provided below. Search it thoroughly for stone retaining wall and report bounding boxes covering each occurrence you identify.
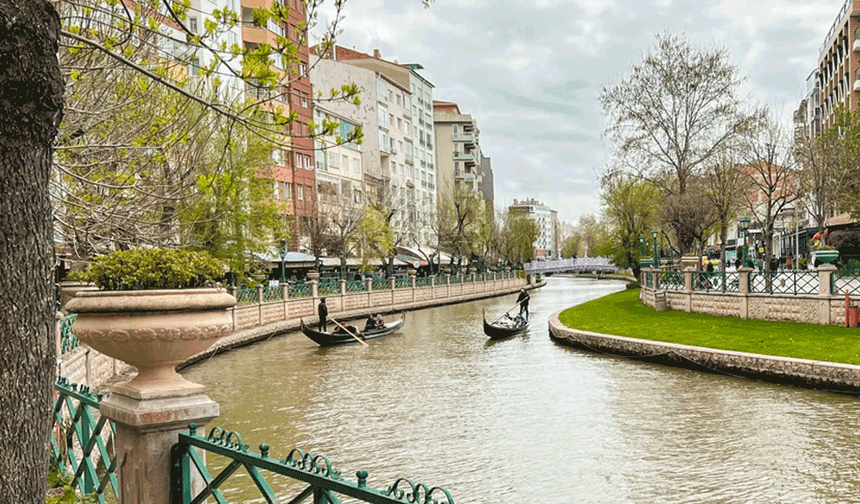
[548,309,860,394]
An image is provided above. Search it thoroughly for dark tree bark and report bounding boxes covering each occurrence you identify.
[0,1,63,502]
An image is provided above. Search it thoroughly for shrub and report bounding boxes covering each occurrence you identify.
[69,249,224,290]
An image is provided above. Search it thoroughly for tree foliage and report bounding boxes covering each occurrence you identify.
[600,174,662,276]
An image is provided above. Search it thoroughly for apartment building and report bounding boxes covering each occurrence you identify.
[330,47,437,246]
[240,0,315,251]
[312,105,363,211]
[433,101,484,199]
[510,199,558,259]
[815,0,860,128]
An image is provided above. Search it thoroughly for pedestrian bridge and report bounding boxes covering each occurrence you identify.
[524,257,617,274]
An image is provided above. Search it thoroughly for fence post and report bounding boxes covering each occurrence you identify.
[682,266,694,313]
[818,264,837,324]
[282,283,289,320]
[340,279,347,296]
[389,276,396,305]
[409,270,417,302]
[738,267,753,319]
[256,285,264,325]
[365,277,373,309]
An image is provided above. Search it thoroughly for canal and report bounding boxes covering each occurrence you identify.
[184,276,860,503]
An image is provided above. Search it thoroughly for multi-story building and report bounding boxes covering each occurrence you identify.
[815,0,860,128]
[433,101,484,199]
[330,47,437,246]
[312,105,364,210]
[479,153,494,207]
[187,0,243,97]
[240,0,315,251]
[510,199,558,259]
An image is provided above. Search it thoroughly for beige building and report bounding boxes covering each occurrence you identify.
[433,101,484,201]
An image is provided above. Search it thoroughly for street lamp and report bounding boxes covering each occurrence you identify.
[339,250,345,281]
[651,229,659,267]
[739,216,750,268]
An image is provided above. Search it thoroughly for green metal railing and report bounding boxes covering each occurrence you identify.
[395,277,411,289]
[289,283,313,298]
[60,313,80,354]
[170,424,455,504]
[372,278,391,291]
[416,277,431,287]
[263,286,284,302]
[51,378,118,504]
[236,287,258,305]
[318,281,341,296]
[346,280,367,293]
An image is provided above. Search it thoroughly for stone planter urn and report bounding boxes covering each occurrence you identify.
[813,249,839,265]
[407,268,417,276]
[65,288,235,397]
[307,271,320,281]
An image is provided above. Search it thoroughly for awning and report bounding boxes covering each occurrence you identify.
[256,251,317,266]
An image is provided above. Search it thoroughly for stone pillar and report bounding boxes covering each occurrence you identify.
[738,267,753,319]
[100,388,218,504]
[281,284,289,320]
[818,264,837,324]
[310,279,319,299]
[408,269,417,288]
[339,279,347,295]
[430,275,436,288]
[682,267,694,313]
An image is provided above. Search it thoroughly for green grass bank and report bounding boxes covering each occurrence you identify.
[559,288,860,366]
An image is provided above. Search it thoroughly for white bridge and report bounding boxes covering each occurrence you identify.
[524,257,617,274]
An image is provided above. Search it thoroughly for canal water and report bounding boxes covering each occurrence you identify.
[184,276,860,503]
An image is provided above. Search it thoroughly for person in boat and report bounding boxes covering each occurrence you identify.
[516,289,530,320]
[364,315,377,331]
[499,313,515,327]
[334,323,362,338]
[515,314,525,326]
[317,298,328,332]
[374,314,385,329]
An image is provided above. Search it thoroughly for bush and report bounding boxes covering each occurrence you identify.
[625,282,641,290]
[69,249,224,290]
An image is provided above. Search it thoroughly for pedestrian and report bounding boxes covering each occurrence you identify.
[516,288,530,320]
[317,298,328,332]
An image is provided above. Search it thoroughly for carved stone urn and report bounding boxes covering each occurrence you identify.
[65,288,235,398]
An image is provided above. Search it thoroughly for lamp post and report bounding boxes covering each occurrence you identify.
[739,216,750,268]
[339,250,344,281]
[279,240,287,284]
[651,229,659,267]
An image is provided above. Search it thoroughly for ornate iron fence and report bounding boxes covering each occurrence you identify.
[395,277,411,289]
[289,283,312,298]
[170,424,455,504]
[52,378,118,504]
[450,275,462,285]
[645,272,653,289]
[236,287,258,305]
[262,286,284,303]
[833,274,860,297]
[60,313,80,355]
[416,277,431,287]
[661,271,683,291]
[372,278,391,291]
[751,271,818,295]
[318,281,341,296]
[346,280,367,293]
[693,272,740,293]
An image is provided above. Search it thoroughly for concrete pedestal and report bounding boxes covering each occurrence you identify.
[100,386,218,504]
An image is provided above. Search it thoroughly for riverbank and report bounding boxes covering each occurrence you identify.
[548,289,860,395]
[180,279,545,368]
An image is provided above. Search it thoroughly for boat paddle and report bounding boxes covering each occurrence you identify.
[327,315,369,347]
[491,301,523,323]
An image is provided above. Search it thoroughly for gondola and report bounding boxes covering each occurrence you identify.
[300,313,406,346]
[482,309,529,340]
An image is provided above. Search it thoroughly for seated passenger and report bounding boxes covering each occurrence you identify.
[374,314,385,329]
[364,317,376,331]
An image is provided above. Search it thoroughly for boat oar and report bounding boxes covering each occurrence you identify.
[327,315,369,347]
[491,301,523,323]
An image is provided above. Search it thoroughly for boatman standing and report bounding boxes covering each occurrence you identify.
[318,298,328,332]
[516,288,530,320]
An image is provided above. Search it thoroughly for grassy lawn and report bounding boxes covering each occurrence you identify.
[558,288,860,365]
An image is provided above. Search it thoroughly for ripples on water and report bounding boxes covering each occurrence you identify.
[184,277,860,503]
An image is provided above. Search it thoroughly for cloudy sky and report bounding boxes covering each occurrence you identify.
[319,0,840,226]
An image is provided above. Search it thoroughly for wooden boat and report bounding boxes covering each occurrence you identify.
[300,313,406,346]
[483,309,529,339]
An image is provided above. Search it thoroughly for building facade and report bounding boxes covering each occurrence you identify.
[433,101,483,199]
[510,198,558,259]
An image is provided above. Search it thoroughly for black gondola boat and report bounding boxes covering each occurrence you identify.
[300,313,406,346]
[482,309,529,339]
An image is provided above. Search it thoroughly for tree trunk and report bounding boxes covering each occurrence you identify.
[0,2,63,503]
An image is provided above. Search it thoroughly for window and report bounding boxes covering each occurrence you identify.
[272,149,283,166]
[189,17,198,34]
[304,154,311,168]
[297,185,304,200]
[354,189,361,203]
[452,124,458,134]
[296,152,302,168]
[329,151,339,167]
[273,180,279,198]
[397,118,402,130]
[300,62,306,75]
[388,113,394,127]
[284,182,292,200]
[342,154,348,168]
[353,158,360,173]
[378,107,389,128]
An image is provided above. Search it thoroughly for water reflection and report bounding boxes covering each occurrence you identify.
[184,277,860,503]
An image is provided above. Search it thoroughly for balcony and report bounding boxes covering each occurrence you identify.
[453,151,477,166]
[453,132,476,146]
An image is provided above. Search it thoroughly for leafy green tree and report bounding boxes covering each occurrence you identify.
[600,174,662,277]
[497,208,539,265]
